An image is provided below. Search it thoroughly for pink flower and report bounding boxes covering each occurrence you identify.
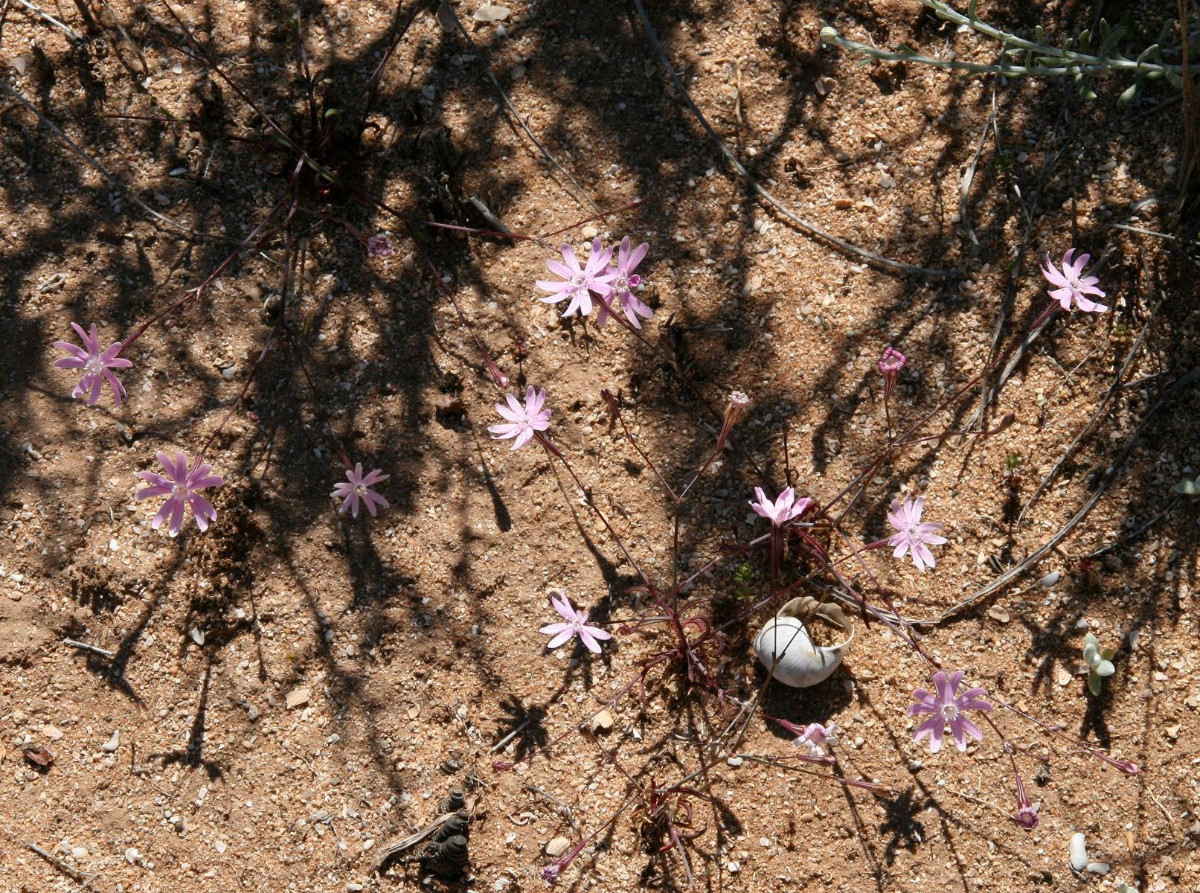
[331,463,390,518]
[597,237,652,328]
[367,233,393,257]
[135,451,223,537]
[749,486,811,527]
[53,322,133,407]
[792,721,840,758]
[878,346,906,375]
[537,239,616,318]
[488,385,551,450]
[908,669,992,753]
[886,496,947,572]
[1041,249,1107,313]
[539,591,612,654]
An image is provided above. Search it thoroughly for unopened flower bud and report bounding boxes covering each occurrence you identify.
[716,390,750,451]
[367,233,393,256]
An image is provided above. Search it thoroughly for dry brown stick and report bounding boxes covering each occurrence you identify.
[914,366,1200,626]
[436,1,599,215]
[0,80,234,242]
[14,0,81,41]
[92,0,150,76]
[63,637,116,658]
[631,0,952,279]
[24,840,95,885]
[1018,292,1161,523]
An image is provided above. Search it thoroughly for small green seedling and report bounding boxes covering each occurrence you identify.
[1083,633,1115,695]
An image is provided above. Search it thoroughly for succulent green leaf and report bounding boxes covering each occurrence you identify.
[1118,81,1140,105]
[1088,671,1103,696]
[1174,478,1200,495]
[1096,660,1116,677]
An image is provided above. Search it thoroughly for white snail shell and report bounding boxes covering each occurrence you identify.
[754,597,855,687]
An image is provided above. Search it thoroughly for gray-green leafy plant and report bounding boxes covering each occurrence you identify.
[821,0,1190,103]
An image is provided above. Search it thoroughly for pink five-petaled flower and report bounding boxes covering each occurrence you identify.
[886,496,947,572]
[489,385,551,450]
[908,669,992,753]
[539,591,612,654]
[597,236,652,329]
[537,238,616,319]
[135,451,223,537]
[792,721,840,758]
[749,486,812,527]
[53,322,133,408]
[331,463,390,518]
[1041,249,1108,313]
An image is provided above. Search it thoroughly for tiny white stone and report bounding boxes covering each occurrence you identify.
[1087,862,1111,875]
[101,730,120,752]
[1069,832,1088,871]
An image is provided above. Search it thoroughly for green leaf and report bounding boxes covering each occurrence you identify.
[1088,670,1102,696]
[1174,478,1200,495]
[967,0,979,19]
[1166,71,1183,88]
[1135,44,1161,64]
[1118,81,1140,105]
[1035,25,1047,45]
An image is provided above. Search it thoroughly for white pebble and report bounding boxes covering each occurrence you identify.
[101,730,120,752]
[1087,862,1111,875]
[1069,832,1088,871]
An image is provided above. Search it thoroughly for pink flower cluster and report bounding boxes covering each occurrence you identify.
[537,236,653,328]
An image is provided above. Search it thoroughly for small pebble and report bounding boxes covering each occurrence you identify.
[581,224,599,239]
[1039,571,1061,588]
[726,861,740,874]
[125,847,141,864]
[1069,832,1088,871]
[590,709,614,732]
[759,837,771,848]
[71,846,88,860]
[545,836,570,857]
[473,4,510,22]
[286,687,310,709]
[987,605,1010,624]
[1087,862,1111,875]
[726,756,743,767]
[101,730,120,753]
